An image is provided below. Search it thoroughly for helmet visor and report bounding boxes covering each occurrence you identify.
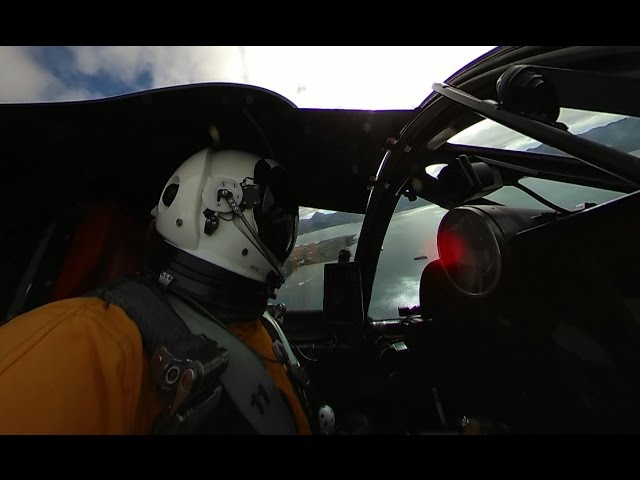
[253,160,299,264]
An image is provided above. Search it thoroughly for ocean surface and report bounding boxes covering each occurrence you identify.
[275,204,447,319]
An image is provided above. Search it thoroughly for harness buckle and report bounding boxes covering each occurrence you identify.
[150,337,229,434]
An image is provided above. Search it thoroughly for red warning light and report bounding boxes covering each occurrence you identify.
[437,207,503,296]
[438,230,465,267]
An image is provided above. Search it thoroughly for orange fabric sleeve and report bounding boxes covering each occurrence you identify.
[0,298,165,434]
[229,320,312,435]
[0,298,309,434]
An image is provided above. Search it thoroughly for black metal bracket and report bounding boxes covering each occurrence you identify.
[219,188,242,215]
[240,183,260,210]
[203,209,219,236]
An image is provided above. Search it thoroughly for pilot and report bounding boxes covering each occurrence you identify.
[0,148,314,434]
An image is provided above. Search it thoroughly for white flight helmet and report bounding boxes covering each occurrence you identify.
[154,148,298,287]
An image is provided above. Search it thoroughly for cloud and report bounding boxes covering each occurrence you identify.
[68,46,245,90]
[0,47,100,103]
[68,46,495,109]
[241,46,495,109]
[0,46,62,102]
[0,46,495,108]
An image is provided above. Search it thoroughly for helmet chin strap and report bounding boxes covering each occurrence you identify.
[219,189,286,286]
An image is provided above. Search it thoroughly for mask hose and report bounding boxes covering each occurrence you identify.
[220,189,286,286]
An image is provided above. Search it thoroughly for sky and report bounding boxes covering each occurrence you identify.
[0,46,495,109]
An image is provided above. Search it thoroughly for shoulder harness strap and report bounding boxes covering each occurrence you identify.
[87,274,296,435]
